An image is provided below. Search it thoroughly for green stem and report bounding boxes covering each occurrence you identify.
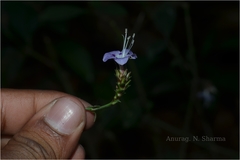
[85,99,120,111]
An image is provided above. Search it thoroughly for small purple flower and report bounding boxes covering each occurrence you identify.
[103,28,137,65]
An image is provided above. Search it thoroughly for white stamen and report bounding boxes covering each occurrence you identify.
[127,33,135,51]
[125,36,131,49]
[132,33,135,38]
[122,28,128,50]
[120,28,136,57]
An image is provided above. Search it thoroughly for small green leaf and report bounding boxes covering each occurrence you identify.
[39,5,85,22]
[57,41,94,83]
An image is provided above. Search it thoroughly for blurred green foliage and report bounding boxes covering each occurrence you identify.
[1,1,239,159]
[56,40,94,83]
[39,5,85,22]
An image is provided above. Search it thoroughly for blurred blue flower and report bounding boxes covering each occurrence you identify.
[197,86,217,107]
[103,28,137,65]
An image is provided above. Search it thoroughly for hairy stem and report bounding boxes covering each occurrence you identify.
[86,100,120,111]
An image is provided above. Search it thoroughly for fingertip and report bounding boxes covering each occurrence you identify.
[77,98,96,130]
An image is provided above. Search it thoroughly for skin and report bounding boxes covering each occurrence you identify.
[1,88,95,159]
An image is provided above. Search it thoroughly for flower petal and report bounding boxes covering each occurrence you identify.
[130,54,137,59]
[103,51,121,62]
[126,50,137,59]
[114,57,129,65]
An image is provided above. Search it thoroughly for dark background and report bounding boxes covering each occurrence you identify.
[1,1,239,159]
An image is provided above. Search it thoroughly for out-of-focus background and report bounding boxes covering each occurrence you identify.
[1,1,239,159]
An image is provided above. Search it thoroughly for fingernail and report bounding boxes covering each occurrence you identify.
[44,98,84,135]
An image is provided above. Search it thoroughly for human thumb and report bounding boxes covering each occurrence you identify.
[2,97,87,159]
